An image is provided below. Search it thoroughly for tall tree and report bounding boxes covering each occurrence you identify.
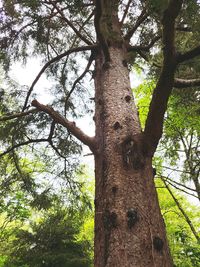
[1,0,200,266]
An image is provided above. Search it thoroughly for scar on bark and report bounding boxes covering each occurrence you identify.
[153,236,164,252]
[103,210,118,265]
[127,209,138,228]
[121,136,145,170]
[112,185,118,194]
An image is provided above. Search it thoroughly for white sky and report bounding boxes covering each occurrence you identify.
[9,58,199,206]
[10,57,143,168]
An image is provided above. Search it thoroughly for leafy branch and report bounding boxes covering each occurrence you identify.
[22,44,97,111]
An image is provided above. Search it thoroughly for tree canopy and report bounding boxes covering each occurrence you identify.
[0,0,200,266]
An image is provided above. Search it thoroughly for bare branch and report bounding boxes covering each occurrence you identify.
[46,121,68,158]
[160,164,192,175]
[120,0,132,26]
[177,45,200,63]
[175,26,192,32]
[160,175,197,193]
[127,35,161,52]
[22,44,97,111]
[124,9,148,41]
[0,139,48,158]
[48,0,93,45]
[0,108,38,122]
[162,178,200,242]
[32,99,97,153]
[161,177,198,198]
[144,0,183,154]
[48,120,56,141]
[174,78,200,88]
[64,52,94,115]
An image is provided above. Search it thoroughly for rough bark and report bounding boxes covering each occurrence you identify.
[94,47,173,267]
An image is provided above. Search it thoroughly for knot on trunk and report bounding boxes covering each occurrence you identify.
[127,209,138,229]
[153,236,164,252]
[103,210,118,230]
[113,121,122,130]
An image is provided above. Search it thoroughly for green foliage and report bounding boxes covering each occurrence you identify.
[157,180,200,267]
[134,80,155,128]
[0,165,94,267]
[4,209,92,267]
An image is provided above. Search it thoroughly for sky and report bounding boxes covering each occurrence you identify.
[9,56,199,205]
[10,57,144,168]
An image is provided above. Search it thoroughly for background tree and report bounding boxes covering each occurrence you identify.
[0,0,200,266]
[4,208,92,267]
[0,166,94,267]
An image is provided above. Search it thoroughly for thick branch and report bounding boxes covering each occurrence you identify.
[22,44,97,111]
[124,9,148,41]
[32,99,97,153]
[144,0,182,154]
[120,0,132,26]
[94,0,110,61]
[0,108,37,122]
[162,178,200,242]
[127,35,161,52]
[174,78,200,88]
[177,45,200,63]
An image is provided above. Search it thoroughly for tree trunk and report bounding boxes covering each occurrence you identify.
[94,47,173,267]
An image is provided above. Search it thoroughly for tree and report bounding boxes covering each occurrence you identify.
[4,209,92,267]
[0,166,94,267]
[1,0,200,266]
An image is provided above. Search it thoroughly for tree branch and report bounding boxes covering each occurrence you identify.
[120,0,132,26]
[174,78,200,88]
[32,99,97,153]
[64,52,94,115]
[177,45,200,63]
[124,9,148,41]
[160,175,197,193]
[0,108,38,122]
[162,178,200,242]
[144,0,183,154]
[0,139,48,158]
[22,44,97,111]
[161,176,198,199]
[48,0,93,45]
[127,35,161,52]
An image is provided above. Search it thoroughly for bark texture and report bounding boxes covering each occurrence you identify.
[94,47,172,267]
